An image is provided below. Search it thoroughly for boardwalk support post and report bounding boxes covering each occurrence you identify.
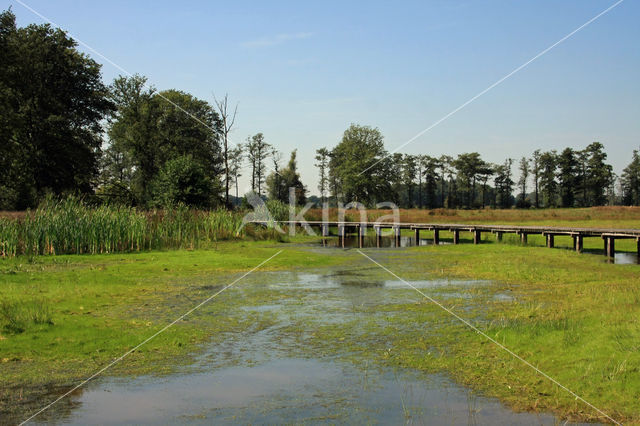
[376,227,382,248]
[473,230,481,244]
[433,229,440,245]
[573,234,583,253]
[414,229,420,246]
[358,224,365,248]
[322,224,329,237]
[453,229,460,245]
[546,234,554,248]
[394,226,401,247]
[604,236,615,258]
[339,225,345,248]
[520,232,528,245]
[496,232,503,242]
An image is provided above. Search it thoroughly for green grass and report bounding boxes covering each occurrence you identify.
[1,235,639,423]
[0,196,284,257]
[302,243,640,423]
[0,239,347,422]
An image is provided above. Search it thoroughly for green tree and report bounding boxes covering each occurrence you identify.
[246,133,270,196]
[266,148,284,201]
[402,154,418,207]
[453,153,487,208]
[557,147,578,207]
[438,155,453,208]
[150,155,218,208]
[228,144,244,202]
[315,147,330,204]
[267,149,306,204]
[493,159,513,209]
[539,151,558,207]
[328,124,391,206]
[418,155,440,209]
[517,157,530,208]
[107,77,223,206]
[530,150,542,208]
[620,148,640,206]
[584,142,613,206]
[0,9,114,209]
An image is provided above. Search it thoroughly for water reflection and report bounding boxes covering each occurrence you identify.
[58,358,562,425]
[322,235,447,248]
[613,252,640,265]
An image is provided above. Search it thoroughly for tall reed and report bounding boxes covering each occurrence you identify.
[0,196,252,257]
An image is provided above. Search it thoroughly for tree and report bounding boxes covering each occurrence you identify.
[439,155,453,208]
[268,149,306,204]
[477,162,495,208]
[315,148,330,204]
[328,124,391,206]
[517,157,529,208]
[493,159,513,209]
[228,144,244,202]
[213,94,238,208]
[0,9,115,209]
[266,147,284,201]
[421,156,440,209]
[453,153,487,208]
[557,148,578,208]
[282,150,307,204]
[246,133,270,196]
[530,150,542,208]
[150,155,217,208]
[539,151,558,207]
[584,142,613,206]
[389,153,404,206]
[107,79,224,206]
[620,148,640,206]
[402,154,417,207]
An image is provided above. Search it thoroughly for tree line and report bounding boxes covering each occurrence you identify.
[315,124,639,209]
[0,9,305,210]
[1,9,638,211]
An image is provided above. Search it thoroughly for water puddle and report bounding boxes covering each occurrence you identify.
[322,235,445,248]
[33,268,590,424]
[612,252,639,265]
[57,357,561,425]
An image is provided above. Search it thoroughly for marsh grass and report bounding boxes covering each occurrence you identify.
[0,298,53,334]
[0,196,279,258]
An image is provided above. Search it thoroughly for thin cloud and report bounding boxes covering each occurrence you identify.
[241,32,313,48]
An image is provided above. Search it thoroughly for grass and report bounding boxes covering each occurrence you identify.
[0,196,286,258]
[301,243,640,423]
[0,239,347,422]
[1,205,639,423]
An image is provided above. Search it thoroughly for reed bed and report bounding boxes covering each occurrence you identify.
[0,197,253,257]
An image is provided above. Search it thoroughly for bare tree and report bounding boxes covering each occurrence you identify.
[213,94,238,208]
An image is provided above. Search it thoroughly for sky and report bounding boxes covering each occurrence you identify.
[4,0,639,196]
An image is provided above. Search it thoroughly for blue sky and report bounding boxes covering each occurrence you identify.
[5,0,639,195]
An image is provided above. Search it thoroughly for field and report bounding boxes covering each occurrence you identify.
[1,206,639,423]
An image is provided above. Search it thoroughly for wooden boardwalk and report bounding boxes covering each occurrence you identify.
[251,220,640,258]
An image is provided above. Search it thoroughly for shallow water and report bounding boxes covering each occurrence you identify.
[60,358,559,425]
[613,252,640,265]
[33,268,591,425]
